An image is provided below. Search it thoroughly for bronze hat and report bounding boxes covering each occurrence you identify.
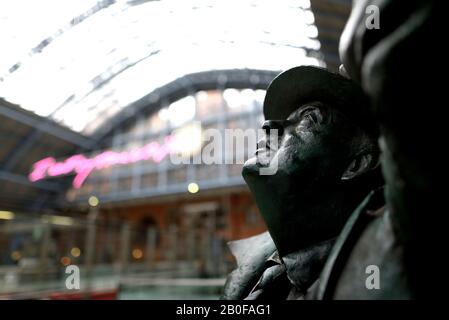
[263,66,377,136]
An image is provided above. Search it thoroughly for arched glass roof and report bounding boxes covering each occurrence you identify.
[0,0,322,134]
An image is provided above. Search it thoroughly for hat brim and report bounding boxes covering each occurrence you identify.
[263,66,375,135]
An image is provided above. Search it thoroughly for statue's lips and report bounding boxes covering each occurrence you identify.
[255,139,272,156]
[254,139,275,166]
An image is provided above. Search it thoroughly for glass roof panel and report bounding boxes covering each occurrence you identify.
[0,0,322,134]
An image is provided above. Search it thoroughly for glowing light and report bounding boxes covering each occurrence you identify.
[60,256,71,266]
[11,251,22,261]
[241,89,255,106]
[0,211,14,220]
[167,96,196,127]
[187,182,199,194]
[88,196,99,207]
[170,122,202,157]
[158,108,169,121]
[70,247,81,258]
[42,215,74,226]
[29,134,182,188]
[223,88,242,109]
[132,248,143,259]
[196,91,208,101]
[255,89,266,104]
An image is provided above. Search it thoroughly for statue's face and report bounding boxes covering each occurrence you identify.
[243,102,363,254]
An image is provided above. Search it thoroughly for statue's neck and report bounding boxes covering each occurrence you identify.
[281,238,335,290]
[257,190,346,256]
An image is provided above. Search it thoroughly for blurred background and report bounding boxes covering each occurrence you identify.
[0,0,351,299]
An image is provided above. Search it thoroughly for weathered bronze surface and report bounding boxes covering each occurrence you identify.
[317,0,440,299]
[222,66,383,299]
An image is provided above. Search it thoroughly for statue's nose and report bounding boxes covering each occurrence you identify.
[262,120,285,136]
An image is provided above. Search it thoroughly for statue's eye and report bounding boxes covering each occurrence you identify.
[304,112,318,124]
[298,108,322,130]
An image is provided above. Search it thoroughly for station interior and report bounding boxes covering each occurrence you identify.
[0,0,353,299]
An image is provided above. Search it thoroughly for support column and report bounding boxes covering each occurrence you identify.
[84,209,98,295]
[39,221,51,282]
[145,227,157,271]
[168,224,178,272]
[119,223,131,276]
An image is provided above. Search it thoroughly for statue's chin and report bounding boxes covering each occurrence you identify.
[242,156,262,179]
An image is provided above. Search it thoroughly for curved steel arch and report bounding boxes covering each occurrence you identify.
[93,68,280,142]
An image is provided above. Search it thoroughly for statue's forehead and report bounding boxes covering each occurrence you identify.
[266,100,327,121]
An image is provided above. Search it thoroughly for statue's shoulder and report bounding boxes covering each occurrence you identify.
[317,187,411,299]
[221,231,277,300]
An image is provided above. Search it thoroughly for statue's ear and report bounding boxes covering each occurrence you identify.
[338,64,350,79]
[341,153,378,180]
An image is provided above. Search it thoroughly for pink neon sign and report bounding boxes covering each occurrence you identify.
[29,135,179,189]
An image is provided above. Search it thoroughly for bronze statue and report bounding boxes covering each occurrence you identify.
[222,66,383,300]
[316,0,440,299]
